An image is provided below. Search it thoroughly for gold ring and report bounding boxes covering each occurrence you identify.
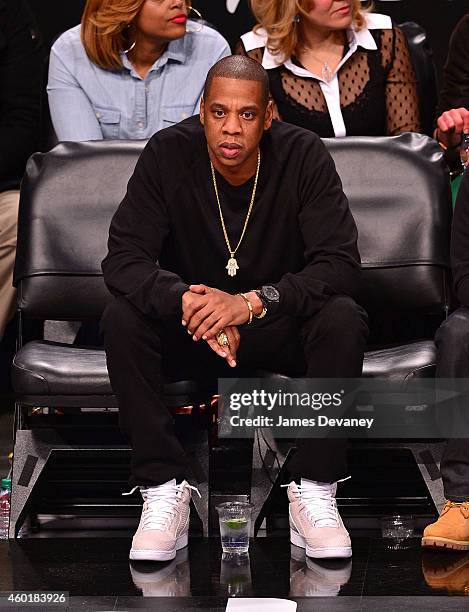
[216,330,229,347]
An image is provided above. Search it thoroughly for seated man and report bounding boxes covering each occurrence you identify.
[422,170,469,551]
[101,55,368,562]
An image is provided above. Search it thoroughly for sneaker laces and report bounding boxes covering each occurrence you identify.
[122,482,201,532]
[282,476,350,528]
[299,484,339,528]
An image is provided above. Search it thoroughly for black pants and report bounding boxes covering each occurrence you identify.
[101,295,369,488]
[435,306,469,501]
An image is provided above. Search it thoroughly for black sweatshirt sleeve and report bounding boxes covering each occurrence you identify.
[451,171,469,307]
[272,137,362,318]
[102,139,189,319]
[0,0,43,186]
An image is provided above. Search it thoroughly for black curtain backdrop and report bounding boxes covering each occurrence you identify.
[27,0,85,48]
[28,0,469,83]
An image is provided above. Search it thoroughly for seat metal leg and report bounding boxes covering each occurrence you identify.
[184,429,210,536]
[9,429,59,538]
[250,429,290,535]
[9,429,130,538]
[409,442,446,513]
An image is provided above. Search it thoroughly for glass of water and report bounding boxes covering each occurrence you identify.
[216,501,253,554]
[220,552,252,597]
[381,515,415,550]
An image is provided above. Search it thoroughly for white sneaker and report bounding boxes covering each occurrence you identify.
[124,479,199,561]
[290,544,352,597]
[285,480,352,559]
[129,548,190,596]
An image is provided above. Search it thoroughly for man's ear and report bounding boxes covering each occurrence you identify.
[263,99,274,130]
[199,96,205,125]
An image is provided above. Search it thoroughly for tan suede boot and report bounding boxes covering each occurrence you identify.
[422,501,469,551]
[422,550,469,594]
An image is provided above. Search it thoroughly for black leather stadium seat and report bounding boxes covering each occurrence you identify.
[9,132,452,536]
[13,133,452,389]
[324,132,452,378]
[9,141,212,536]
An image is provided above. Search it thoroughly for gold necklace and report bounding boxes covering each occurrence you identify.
[210,150,261,277]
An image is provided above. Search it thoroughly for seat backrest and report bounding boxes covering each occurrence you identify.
[398,21,439,137]
[324,133,451,322]
[14,134,452,326]
[15,140,145,320]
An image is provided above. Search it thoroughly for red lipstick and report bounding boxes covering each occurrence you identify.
[171,14,187,24]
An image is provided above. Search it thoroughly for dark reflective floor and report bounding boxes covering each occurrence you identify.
[1,535,469,610]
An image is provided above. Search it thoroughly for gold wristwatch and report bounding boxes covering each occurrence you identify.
[251,289,268,319]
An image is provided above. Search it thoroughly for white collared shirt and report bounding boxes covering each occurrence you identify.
[241,13,392,137]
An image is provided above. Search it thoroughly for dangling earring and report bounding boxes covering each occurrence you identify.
[186,5,204,33]
[293,14,301,24]
[122,24,136,54]
[123,40,136,54]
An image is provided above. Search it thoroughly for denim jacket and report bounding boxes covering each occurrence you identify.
[47,23,230,141]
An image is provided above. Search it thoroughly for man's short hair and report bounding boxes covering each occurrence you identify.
[203,55,270,107]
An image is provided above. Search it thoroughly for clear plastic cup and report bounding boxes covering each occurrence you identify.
[216,501,253,554]
[220,552,252,597]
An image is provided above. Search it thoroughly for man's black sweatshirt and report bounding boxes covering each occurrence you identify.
[102,116,361,320]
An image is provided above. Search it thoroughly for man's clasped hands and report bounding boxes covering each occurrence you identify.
[181,284,263,368]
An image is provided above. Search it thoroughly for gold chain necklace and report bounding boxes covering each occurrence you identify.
[210,150,261,277]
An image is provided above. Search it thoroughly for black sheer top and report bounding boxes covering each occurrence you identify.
[236,19,420,137]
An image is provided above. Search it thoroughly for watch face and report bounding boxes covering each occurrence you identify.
[262,285,280,302]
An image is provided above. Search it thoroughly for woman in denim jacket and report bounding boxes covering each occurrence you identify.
[47,0,230,141]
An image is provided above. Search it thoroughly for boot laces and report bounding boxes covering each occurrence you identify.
[443,500,469,518]
[122,482,200,531]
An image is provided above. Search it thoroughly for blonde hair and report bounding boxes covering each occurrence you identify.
[250,0,373,60]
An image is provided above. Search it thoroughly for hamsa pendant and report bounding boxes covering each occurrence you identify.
[226,257,239,277]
